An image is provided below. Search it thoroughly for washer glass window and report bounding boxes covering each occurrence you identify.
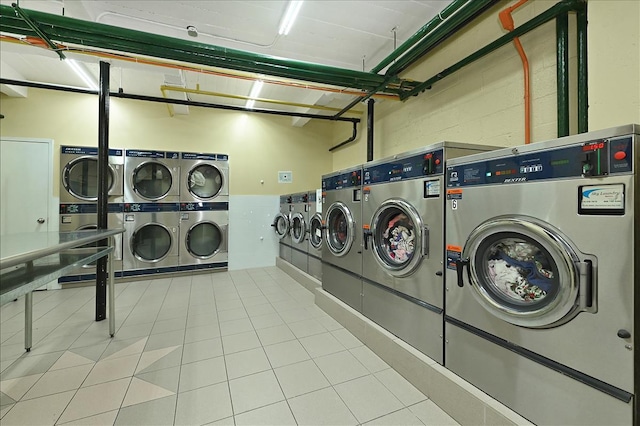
[133,162,172,199]
[132,224,171,261]
[291,213,306,243]
[474,233,559,310]
[374,206,416,268]
[65,158,114,200]
[187,222,222,258]
[325,203,354,255]
[273,213,289,238]
[309,214,323,249]
[188,164,223,199]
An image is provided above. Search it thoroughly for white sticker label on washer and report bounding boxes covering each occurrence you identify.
[580,184,624,209]
[316,229,322,238]
[424,179,440,197]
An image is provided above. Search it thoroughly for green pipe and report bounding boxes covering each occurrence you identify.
[371,0,475,74]
[577,3,588,133]
[11,3,65,59]
[0,4,401,92]
[556,13,570,138]
[386,0,498,76]
[400,0,583,101]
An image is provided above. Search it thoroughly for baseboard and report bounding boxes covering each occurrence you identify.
[275,257,321,293]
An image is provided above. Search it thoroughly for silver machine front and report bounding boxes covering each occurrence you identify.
[58,203,123,282]
[180,152,229,203]
[444,124,638,425]
[360,141,499,363]
[60,146,124,203]
[290,192,309,273]
[124,150,180,204]
[179,204,228,270]
[307,189,323,281]
[321,166,363,312]
[273,195,292,263]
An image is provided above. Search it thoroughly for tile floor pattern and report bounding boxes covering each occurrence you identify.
[0,268,459,425]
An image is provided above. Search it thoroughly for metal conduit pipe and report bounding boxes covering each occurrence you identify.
[328,122,358,152]
[576,2,588,134]
[399,0,585,100]
[0,78,360,125]
[556,12,570,137]
[367,99,374,161]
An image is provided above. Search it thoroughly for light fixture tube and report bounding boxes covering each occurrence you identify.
[278,1,303,36]
[66,59,99,91]
[245,80,264,109]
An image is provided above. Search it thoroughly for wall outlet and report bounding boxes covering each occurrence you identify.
[278,171,293,183]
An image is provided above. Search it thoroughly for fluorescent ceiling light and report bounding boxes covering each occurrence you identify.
[66,59,99,91]
[245,80,264,109]
[278,1,303,36]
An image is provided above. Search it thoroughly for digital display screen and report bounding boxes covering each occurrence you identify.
[582,141,605,152]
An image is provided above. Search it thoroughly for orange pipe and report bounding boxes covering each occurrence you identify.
[499,0,531,144]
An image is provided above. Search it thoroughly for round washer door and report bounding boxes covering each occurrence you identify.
[186,222,223,259]
[63,157,115,201]
[290,212,307,244]
[370,198,425,277]
[188,164,223,199]
[324,202,355,257]
[272,213,290,239]
[308,213,323,249]
[463,215,590,328]
[132,161,173,200]
[131,223,172,262]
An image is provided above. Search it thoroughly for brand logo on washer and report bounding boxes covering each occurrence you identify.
[503,177,527,183]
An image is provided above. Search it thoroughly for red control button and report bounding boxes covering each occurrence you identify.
[614,151,626,160]
[435,159,441,165]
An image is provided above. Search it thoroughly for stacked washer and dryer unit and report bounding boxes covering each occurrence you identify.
[59,146,125,283]
[445,125,638,425]
[178,152,229,272]
[360,142,497,363]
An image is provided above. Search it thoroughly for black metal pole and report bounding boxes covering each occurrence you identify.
[96,61,110,321]
[576,4,588,134]
[367,99,374,162]
[556,13,570,138]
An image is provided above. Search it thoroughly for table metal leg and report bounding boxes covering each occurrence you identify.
[108,236,115,337]
[25,291,33,352]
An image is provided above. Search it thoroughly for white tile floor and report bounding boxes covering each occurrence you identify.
[0,267,459,425]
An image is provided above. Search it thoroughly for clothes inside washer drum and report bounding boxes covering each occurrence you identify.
[381,213,415,264]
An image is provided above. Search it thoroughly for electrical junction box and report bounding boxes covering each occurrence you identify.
[278,171,293,183]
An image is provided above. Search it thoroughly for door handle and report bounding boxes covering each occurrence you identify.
[456,258,470,287]
[421,226,430,257]
[37,218,45,224]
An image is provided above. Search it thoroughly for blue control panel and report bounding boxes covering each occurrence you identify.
[126,150,180,159]
[291,193,308,203]
[181,152,228,161]
[123,203,180,212]
[179,202,228,211]
[60,203,123,214]
[322,169,362,191]
[447,137,633,188]
[363,149,444,185]
[62,146,123,156]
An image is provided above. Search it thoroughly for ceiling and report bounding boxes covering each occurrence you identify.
[0,0,455,123]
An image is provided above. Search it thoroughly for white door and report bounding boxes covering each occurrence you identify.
[1,137,56,288]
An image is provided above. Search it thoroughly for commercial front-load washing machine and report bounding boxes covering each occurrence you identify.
[272,195,292,263]
[307,189,323,281]
[361,142,497,362]
[445,124,638,425]
[290,192,309,273]
[124,150,180,203]
[58,203,123,283]
[322,166,363,312]
[122,202,180,276]
[179,201,228,271]
[60,146,124,203]
[180,152,229,203]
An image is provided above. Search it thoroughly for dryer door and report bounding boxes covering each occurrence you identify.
[308,213,323,249]
[131,223,173,262]
[370,198,426,277]
[132,161,173,201]
[186,221,225,259]
[188,164,224,199]
[461,215,595,328]
[324,202,355,257]
[272,213,290,239]
[290,212,307,244]
[62,156,116,201]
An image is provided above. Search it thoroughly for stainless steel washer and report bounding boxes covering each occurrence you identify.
[60,146,124,203]
[445,124,638,425]
[322,166,362,312]
[180,152,229,203]
[273,195,292,263]
[360,142,497,362]
[124,150,180,203]
[307,189,323,281]
[290,192,309,273]
[58,203,123,283]
[179,202,228,271]
[122,202,180,276]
